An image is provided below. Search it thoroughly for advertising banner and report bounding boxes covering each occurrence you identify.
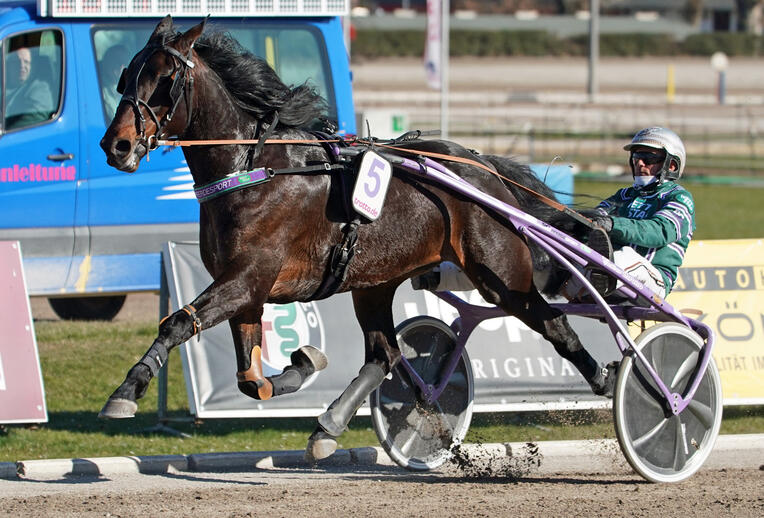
[164,242,619,418]
[0,241,47,423]
[165,238,763,418]
[666,239,764,404]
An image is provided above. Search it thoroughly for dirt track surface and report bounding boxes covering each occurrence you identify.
[1,466,762,517]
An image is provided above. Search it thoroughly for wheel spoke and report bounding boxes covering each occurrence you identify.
[379,397,414,410]
[632,417,669,449]
[649,342,663,380]
[627,368,664,413]
[671,350,698,392]
[418,332,450,381]
[672,417,688,471]
[431,399,457,438]
[396,426,420,457]
[686,398,715,430]
[399,410,440,457]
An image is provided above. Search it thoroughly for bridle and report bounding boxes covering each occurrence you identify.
[116,38,195,151]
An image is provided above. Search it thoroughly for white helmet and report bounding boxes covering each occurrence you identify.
[624,126,686,182]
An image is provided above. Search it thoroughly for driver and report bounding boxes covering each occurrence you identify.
[415,127,695,303]
[561,126,696,301]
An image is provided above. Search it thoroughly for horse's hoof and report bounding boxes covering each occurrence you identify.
[98,398,138,419]
[304,428,338,462]
[292,345,328,372]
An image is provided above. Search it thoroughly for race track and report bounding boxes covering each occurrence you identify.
[1,465,761,517]
[19,55,764,516]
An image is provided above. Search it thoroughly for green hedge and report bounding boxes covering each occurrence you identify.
[682,32,764,55]
[352,29,764,58]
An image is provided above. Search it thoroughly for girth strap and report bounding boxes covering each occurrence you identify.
[310,217,361,301]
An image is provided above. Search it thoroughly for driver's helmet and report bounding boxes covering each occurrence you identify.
[623,126,686,182]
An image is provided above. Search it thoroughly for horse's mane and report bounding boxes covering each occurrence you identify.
[193,31,327,128]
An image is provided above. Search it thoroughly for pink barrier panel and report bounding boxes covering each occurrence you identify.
[0,241,47,423]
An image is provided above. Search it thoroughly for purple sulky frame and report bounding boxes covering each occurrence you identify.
[337,146,715,416]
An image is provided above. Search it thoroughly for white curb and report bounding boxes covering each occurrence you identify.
[5,434,762,481]
[17,454,187,479]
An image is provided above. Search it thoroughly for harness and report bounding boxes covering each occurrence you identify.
[119,42,595,300]
[189,130,356,299]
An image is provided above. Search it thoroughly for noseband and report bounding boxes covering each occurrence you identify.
[117,40,195,151]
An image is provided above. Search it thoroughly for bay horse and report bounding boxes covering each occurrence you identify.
[99,17,609,461]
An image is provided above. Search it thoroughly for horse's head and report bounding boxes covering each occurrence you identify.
[100,16,204,172]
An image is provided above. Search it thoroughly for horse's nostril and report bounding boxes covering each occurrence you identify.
[114,139,133,156]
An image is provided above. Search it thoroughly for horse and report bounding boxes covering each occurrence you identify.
[99,16,608,461]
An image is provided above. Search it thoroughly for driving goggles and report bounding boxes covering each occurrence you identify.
[631,151,665,165]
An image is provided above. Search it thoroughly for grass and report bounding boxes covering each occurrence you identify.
[1,316,762,462]
[574,178,764,240]
[1,181,762,462]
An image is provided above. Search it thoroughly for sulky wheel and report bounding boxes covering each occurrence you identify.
[370,316,474,471]
[613,322,723,483]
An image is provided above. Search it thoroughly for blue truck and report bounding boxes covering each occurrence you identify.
[0,0,355,319]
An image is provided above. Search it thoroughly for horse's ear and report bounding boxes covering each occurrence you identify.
[177,18,206,52]
[150,15,175,42]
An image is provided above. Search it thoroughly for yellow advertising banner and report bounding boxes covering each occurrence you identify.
[666,239,764,404]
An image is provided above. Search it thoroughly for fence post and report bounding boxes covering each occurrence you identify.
[145,255,192,437]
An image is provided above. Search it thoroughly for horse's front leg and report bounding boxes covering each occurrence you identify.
[305,286,400,462]
[231,311,328,401]
[99,264,268,419]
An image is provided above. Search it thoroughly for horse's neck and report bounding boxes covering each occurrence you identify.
[182,69,259,184]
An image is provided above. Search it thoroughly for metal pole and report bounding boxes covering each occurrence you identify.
[156,261,170,422]
[440,0,449,139]
[587,0,599,102]
[145,254,192,437]
[718,70,726,105]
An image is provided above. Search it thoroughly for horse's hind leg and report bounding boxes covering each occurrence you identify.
[466,252,612,395]
[487,283,611,396]
[305,286,398,462]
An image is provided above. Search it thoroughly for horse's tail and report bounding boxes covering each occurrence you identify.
[482,154,598,231]
[482,154,597,295]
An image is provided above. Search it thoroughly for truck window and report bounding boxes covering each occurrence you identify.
[92,23,335,125]
[2,30,63,132]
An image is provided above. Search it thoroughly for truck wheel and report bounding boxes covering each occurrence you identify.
[48,295,127,321]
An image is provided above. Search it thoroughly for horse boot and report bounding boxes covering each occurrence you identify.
[304,362,386,462]
[269,346,328,397]
[575,348,619,399]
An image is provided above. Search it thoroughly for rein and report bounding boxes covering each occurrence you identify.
[371,142,595,228]
[156,137,343,147]
[158,136,593,227]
